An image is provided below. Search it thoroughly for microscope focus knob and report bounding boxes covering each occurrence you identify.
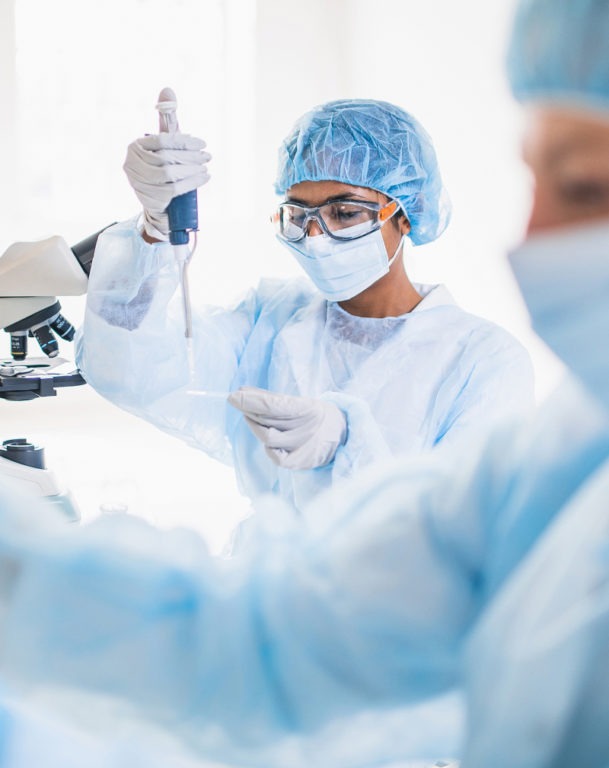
[0,438,45,469]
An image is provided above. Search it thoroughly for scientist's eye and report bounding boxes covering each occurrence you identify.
[559,179,609,208]
[329,205,360,221]
[289,210,306,226]
[324,202,375,226]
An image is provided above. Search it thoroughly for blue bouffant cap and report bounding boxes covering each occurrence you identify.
[275,99,451,246]
[508,0,609,114]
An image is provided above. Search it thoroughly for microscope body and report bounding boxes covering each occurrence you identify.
[0,226,110,520]
[0,232,98,360]
[0,236,88,326]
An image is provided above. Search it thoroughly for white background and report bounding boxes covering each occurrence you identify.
[0,0,565,550]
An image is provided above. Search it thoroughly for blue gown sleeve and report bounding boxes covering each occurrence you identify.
[462,455,609,767]
[0,445,505,765]
[75,219,260,465]
[1,383,609,765]
[321,391,393,479]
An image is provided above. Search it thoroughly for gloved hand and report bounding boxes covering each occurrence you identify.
[123,133,211,241]
[228,387,348,470]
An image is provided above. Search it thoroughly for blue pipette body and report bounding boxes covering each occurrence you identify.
[167,190,198,246]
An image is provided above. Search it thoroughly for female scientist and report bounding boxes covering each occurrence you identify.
[76,99,533,510]
[3,2,609,766]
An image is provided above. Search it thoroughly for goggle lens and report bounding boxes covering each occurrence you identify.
[275,200,398,242]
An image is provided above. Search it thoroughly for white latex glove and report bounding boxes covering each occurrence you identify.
[123,133,211,241]
[228,387,348,470]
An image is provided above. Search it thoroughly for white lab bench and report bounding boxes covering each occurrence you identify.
[0,383,249,553]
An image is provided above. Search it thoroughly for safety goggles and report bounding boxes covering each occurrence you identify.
[273,198,400,242]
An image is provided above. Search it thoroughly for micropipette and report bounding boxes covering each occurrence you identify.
[156,87,198,378]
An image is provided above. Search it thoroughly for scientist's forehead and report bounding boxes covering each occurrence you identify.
[286,181,380,205]
[522,106,609,167]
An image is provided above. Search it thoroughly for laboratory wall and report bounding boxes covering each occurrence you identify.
[0,0,564,548]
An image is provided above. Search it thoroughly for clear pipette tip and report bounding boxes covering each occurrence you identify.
[186,390,229,398]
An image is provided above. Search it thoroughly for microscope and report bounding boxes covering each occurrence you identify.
[0,226,111,520]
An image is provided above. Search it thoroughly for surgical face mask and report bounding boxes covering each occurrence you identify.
[509,219,609,410]
[278,220,404,302]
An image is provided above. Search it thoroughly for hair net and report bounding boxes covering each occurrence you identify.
[275,99,451,246]
[508,0,609,113]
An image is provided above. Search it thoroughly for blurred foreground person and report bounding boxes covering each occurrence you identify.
[1,1,609,767]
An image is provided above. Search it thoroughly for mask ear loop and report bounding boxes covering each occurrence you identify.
[387,234,407,269]
[379,200,408,268]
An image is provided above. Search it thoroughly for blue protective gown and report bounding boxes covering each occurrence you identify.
[0,377,608,767]
[75,219,534,511]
